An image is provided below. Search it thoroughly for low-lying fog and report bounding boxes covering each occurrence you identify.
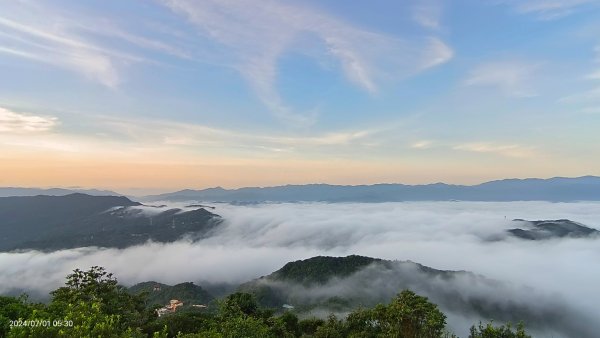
[2,201,599,337]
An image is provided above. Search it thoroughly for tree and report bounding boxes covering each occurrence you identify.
[7,300,147,338]
[220,292,259,318]
[275,311,299,337]
[7,266,153,337]
[142,311,215,337]
[299,317,325,336]
[345,290,447,338]
[469,321,531,338]
[314,314,346,338]
[219,315,272,338]
[49,266,146,330]
[0,295,35,337]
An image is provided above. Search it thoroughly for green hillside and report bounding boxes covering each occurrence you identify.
[271,255,383,285]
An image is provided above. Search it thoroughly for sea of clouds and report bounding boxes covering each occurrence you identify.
[1,201,599,336]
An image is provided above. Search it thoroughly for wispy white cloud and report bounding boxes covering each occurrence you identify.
[413,1,443,30]
[161,0,453,124]
[586,71,600,80]
[1,1,452,123]
[1,138,80,152]
[423,37,454,69]
[464,60,541,97]
[411,140,434,149]
[580,106,600,114]
[0,107,58,133]
[0,103,392,160]
[498,0,598,19]
[559,45,600,105]
[0,1,190,88]
[76,23,193,60]
[267,130,374,147]
[0,16,122,88]
[585,46,600,79]
[559,86,600,103]
[453,142,537,158]
[0,45,41,60]
[102,114,380,150]
[560,45,600,104]
[411,139,538,159]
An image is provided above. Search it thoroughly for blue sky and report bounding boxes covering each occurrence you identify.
[0,0,599,193]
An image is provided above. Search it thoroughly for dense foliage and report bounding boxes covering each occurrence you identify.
[128,282,214,308]
[271,255,383,285]
[469,322,531,338]
[0,266,532,338]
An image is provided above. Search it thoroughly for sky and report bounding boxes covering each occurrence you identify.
[0,0,599,194]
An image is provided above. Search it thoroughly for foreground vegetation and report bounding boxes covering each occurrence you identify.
[0,266,531,338]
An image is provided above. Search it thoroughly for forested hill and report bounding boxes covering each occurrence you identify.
[238,255,462,310]
[508,219,599,240]
[238,255,592,337]
[0,193,140,216]
[0,194,222,251]
[247,255,455,288]
[270,255,384,285]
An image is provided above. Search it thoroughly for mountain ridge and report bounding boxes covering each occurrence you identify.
[0,193,222,251]
[141,176,600,202]
[0,187,122,197]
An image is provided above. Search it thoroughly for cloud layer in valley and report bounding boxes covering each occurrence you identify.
[1,201,599,336]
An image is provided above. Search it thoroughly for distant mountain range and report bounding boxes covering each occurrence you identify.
[0,187,121,197]
[142,176,600,202]
[0,194,222,251]
[4,176,599,202]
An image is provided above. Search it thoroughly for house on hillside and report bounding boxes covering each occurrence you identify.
[155,299,184,317]
[168,299,184,311]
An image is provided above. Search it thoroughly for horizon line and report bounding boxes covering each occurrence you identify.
[2,174,598,197]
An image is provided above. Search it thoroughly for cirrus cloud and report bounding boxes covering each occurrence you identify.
[464,60,541,97]
[161,0,453,124]
[0,107,58,133]
[498,0,598,20]
[453,142,537,158]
